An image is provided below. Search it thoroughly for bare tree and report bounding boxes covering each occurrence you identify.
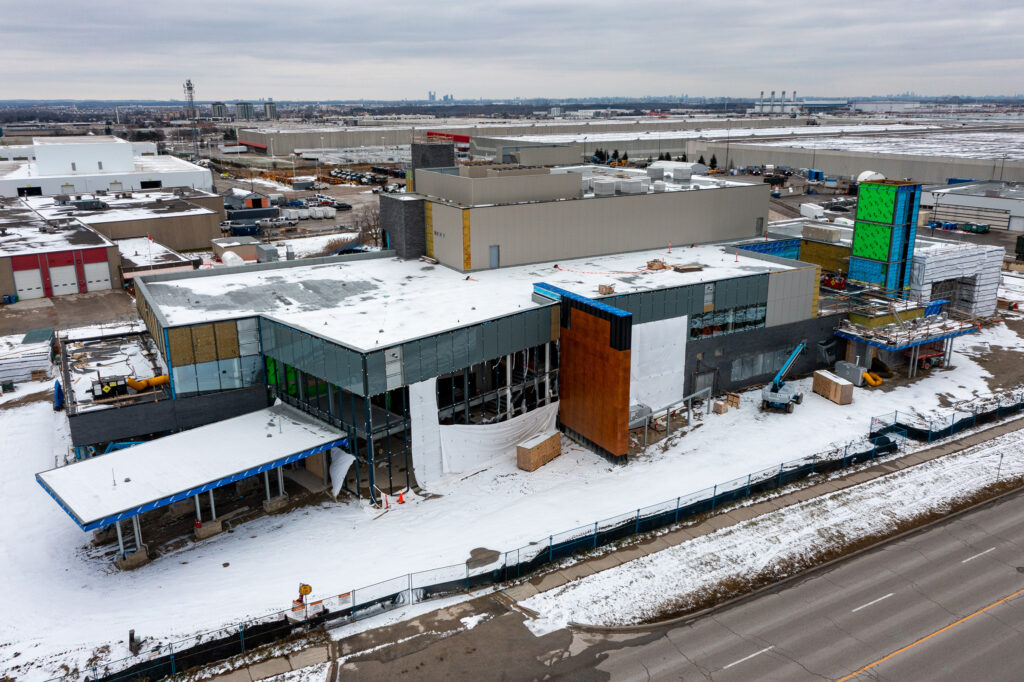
[355,205,383,248]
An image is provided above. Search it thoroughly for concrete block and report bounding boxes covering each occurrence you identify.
[529,570,569,593]
[262,495,290,514]
[165,499,194,519]
[247,657,290,680]
[91,526,116,545]
[287,645,329,669]
[211,668,251,682]
[194,519,224,540]
[115,547,150,571]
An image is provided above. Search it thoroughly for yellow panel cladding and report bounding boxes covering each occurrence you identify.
[462,209,472,271]
[811,266,821,316]
[424,201,434,258]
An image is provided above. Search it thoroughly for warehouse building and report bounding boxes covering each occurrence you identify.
[383,163,768,269]
[923,181,1024,231]
[0,197,121,300]
[21,188,223,251]
[0,135,213,198]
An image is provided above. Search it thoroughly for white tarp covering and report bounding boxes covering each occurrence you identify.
[409,379,443,487]
[630,316,688,411]
[329,449,355,498]
[439,402,559,476]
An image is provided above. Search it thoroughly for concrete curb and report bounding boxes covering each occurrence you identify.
[567,479,1024,635]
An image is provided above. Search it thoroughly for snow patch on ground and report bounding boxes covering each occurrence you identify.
[520,428,1024,634]
[3,322,1023,679]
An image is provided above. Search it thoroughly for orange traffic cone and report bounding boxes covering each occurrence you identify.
[397,491,405,504]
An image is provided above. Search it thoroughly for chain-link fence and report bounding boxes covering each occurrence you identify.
[871,390,1024,442]
[73,426,914,682]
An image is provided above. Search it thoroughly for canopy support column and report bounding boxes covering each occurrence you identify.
[194,494,202,522]
[115,520,125,558]
[208,490,217,521]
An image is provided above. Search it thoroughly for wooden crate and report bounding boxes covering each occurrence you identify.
[726,392,741,408]
[812,370,853,405]
[517,431,562,472]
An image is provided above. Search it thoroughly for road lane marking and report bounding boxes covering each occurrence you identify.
[722,646,774,670]
[961,547,996,563]
[851,592,894,613]
[837,585,1024,681]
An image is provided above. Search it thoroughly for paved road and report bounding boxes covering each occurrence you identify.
[339,489,1024,681]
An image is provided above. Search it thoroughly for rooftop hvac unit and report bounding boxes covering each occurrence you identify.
[618,179,643,195]
[673,168,692,182]
[653,181,667,192]
[592,179,616,196]
[646,167,665,180]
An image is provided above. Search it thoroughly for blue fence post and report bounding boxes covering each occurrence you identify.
[170,649,176,676]
[240,624,245,654]
[674,496,681,522]
[810,454,817,475]
[516,548,521,579]
[548,536,553,563]
[634,509,640,534]
[711,485,718,511]
[777,463,784,487]
[745,473,751,496]
[593,521,598,548]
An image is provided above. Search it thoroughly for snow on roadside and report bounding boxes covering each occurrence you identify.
[520,428,1024,634]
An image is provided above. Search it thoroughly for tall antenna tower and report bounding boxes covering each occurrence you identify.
[183,79,200,162]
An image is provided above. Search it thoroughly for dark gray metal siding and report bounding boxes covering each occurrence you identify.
[261,319,365,394]
[604,275,768,326]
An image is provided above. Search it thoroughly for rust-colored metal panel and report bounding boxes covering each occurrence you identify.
[559,307,630,457]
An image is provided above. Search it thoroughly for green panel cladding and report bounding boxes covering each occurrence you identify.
[852,221,893,261]
[855,183,897,224]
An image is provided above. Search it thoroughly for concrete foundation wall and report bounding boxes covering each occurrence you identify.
[685,312,845,396]
[67,385,270,446]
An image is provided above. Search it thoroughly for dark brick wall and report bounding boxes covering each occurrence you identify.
[380,193,426,260]
[411,143,456,170]
[68,385,271,447]
[684,312,847,396]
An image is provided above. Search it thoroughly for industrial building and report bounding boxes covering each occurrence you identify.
[0,197,121,300]
[0,135,213,198]
[20,187,224,251]
[384,162,768,269]
[922,181,1024,231]
[34,171,993,568]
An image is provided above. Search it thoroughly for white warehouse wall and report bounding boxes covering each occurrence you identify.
[34,137,135,175]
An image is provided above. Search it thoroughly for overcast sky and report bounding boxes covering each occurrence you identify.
[3,0,1022,101]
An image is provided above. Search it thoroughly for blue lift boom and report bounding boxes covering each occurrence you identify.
[761,341,807,413]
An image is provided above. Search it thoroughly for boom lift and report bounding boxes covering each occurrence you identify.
[761,342,807,413]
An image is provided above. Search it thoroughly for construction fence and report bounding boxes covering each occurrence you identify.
[78,428,910,682]
[871,390,1024,442]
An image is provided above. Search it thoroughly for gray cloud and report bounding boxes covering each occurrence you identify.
[2,0,1022,100]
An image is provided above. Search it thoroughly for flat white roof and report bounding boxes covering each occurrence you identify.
[32,135,128,146]
[25,192,215,224]
[0,154,209,181]
[143,245,791,351]
[36,403,345,531]
[117,237,192,268]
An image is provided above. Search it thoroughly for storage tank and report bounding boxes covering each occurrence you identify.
[592,179,616,196]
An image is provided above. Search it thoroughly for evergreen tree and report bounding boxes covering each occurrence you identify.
[621,151,629,162]
[709,154,718,170]
[611,149,620,161]
[697,154,705,165]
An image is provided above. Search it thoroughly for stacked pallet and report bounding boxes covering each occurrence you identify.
[517,431,561,472]
[0,341,51,383]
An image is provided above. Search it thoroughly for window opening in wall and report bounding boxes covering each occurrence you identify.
[71,162,76,171]
[140,180,162,189]
[98,161,103,170]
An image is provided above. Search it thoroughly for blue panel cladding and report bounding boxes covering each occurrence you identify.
[737,239,801,260]
[848,257,887,286]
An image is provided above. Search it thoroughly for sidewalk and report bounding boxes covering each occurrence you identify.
[212,414,1024,681]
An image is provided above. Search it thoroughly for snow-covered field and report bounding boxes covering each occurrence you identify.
[521,426,1024,633]
[2,320,1023,678]
[271,232,359,259]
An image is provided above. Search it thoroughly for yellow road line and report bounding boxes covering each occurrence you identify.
[838,585,1024,681]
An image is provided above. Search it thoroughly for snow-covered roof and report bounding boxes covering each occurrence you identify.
[36,403,346,531]
[32,135,128,146]
[24,191,215,224]
[116,237,192,269]
[0,198,113,256]
[141,245,791,351]
[0,153,210,181]
[486,124,935,145]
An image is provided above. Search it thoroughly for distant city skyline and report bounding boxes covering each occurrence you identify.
[4,0,1022,100]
